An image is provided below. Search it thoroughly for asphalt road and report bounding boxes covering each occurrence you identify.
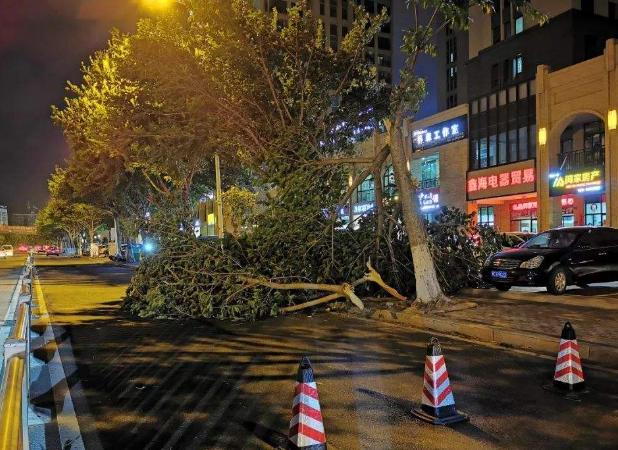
[34,259,618,450]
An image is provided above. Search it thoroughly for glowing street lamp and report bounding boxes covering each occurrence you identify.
[142,0,175,10]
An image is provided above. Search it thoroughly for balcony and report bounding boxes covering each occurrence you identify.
[559,146,604,172]
[420,178,439,189]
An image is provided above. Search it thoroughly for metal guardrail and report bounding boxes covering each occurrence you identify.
[0,254,34,450]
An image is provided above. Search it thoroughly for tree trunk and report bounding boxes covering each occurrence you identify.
[373,167,384,254]
[388,123,447,304]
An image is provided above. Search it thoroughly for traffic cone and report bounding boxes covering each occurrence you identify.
[543,322,588,396]
[288,357,327,450]
[412,337,469,425]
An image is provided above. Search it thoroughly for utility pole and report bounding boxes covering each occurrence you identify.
[214,153,224,238]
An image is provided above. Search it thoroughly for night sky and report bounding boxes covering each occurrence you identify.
[0,0,142,216]
[0,0,437,218]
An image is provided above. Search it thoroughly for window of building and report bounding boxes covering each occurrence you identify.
[584,35,599,60]
[379,70,392,84]
[342,0,348,20]
[489,135,497,166]
[365,0,374,14]
[378,36,390,51]
[330,0,337,17]
[320,0,325,15]
[447,94,458,109]
[492,25,501,44]
[479,138,488,168]
[508,85,517,102]
[478,206,495,227]
[471,100,478,115]
[330,24,338,50]
[489,93,497,109]
[491,64,499,90]
[357,175,375,202]
[365,49,375,64]
[480,96,487,112]
[498,131,507,164]
[421,157,439,188]
[515,16,524,34]
[581,0,594,14]
[529,123,536,158]
[378,53,391,67]
[585,198,607,226]
[270,0,287,13]
[518,126,528,160]
[446,66,457,91]
[383,165,397,198]
[503,59,510,84]
[610,2,617,20]
[518,82,527,99]
[504,20,512,39]
[342,26,348,38]
[508,128,518,162]
[512,54,523,78]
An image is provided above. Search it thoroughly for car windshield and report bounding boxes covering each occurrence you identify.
[520,231,579,249]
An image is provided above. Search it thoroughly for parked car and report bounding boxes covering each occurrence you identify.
[483,226,618,295]
[17,244,29,253]
[35,245,47,254]
[45,246,61,256]
[500,232,536,249]
[1,245,13,257]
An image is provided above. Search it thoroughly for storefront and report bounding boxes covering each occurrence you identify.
[549,166,606,226]
[466,159,537,232]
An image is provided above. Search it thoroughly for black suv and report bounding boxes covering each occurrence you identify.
[482,227,618,295]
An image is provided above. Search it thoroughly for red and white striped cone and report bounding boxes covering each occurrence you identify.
[544,322,588,396]
[412,337,469,425]
[288,357,327,450]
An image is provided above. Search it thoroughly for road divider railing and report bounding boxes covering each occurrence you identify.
[0,254,34,450]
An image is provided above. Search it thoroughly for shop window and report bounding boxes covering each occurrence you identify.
[562,215,575,227]
[357,175,375,202]
[382,165,397,198]
[515,16,524,35]
[585,199,606,226]
[478,206,495,227]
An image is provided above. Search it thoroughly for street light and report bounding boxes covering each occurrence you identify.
[142,0,175,10]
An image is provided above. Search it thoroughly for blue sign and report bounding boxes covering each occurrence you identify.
[412,115,468,151]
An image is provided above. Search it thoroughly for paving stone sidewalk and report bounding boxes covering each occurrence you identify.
[440,296,618,347]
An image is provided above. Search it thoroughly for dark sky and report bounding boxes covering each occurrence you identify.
[0,0,143,216]
[0,1,437,217]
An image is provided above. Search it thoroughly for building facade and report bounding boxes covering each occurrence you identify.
[466,1,618,232]
[255,0,393,83]
[0,206,7,226]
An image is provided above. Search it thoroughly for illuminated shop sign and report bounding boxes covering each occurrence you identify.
[412,115,468,151]
[467,160,536,201]
[352,201,375,215]
[418,189,440,211]
[510,197,574,213]
[549,167,604,197]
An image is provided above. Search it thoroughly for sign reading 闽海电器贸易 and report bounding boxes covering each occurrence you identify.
[412,115,468,151]
[549,167,605,197]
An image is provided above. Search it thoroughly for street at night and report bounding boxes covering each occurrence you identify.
[4,2,618,449]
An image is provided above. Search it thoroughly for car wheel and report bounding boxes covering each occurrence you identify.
[495,284,512,292]
[547,266,569,295]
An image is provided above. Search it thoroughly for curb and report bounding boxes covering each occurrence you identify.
[368,308,618,370]
[459,287,618,311]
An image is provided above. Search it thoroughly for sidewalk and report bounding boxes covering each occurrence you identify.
[352,289,618,369]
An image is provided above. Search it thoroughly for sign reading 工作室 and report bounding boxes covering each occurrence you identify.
[412,115,468,151]
[467,160,536,201]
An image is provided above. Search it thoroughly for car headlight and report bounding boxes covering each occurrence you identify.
[520,255,544,269]
[484,256,492,267]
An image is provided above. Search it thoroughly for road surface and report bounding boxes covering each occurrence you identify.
[34,259,618,450]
